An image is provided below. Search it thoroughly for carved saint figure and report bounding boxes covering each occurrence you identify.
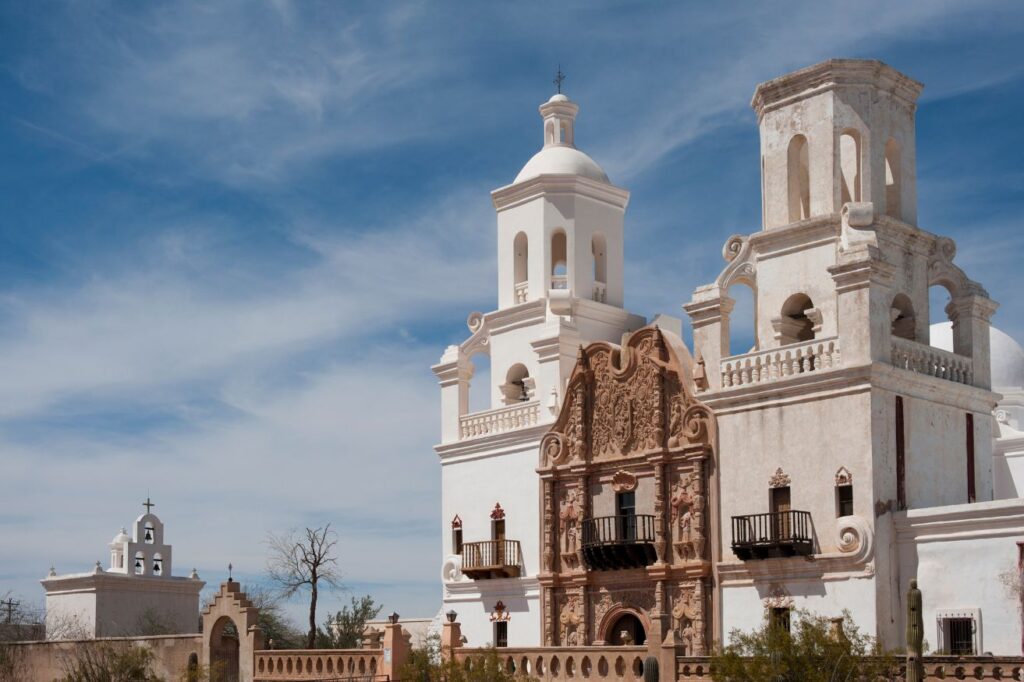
[670,469,705,561]
[672,583,705,656]
[566,382,586,461]
[559,595,584,646]
[559,488,584,569]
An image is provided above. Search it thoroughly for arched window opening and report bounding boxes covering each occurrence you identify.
[726,283,757,357]
[592,233,607,302]
[560,121,571,146]
[787,135,810,222]
[144,523,155,544]
[500,363,534,404]
[152,553,163,576]
[891,294,916,341]
[551,231,568,289]
[775,294,818,345]
[468,352,492,414]
[545,122,554,146]
[134,551,145,575]
[608,613,646,646]
[839,130,861,205]
[927,284,971,356]
[885,138,902,219]
[513,232,529,304]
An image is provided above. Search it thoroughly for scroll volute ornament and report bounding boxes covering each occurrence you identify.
[611,470,638,493]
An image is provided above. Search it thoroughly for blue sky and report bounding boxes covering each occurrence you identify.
[1,2,1023,624]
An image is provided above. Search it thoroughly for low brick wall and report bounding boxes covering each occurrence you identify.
[254,648,384,680]
[458,646,650,681]
[6,633,202,681]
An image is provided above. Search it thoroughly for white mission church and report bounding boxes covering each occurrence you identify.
[433,59,1024,656]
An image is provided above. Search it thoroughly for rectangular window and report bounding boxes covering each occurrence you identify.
[896,396,906,510]
[944,618,975,655]
[452,528,463,555]
[770,608,791,633]
[966,413,976,503]
[836,485,854,517]
[494,621,508,648]
[616,491,636,541]
[770,486,791,540]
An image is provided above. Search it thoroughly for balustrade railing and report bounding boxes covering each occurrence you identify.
[254,650,381,681]
[458,646,649,681]
[891,337,973,385]
[731,510,813,560]
[459,401,539,440]
[550,274,568,290]
[582,515,656,547]
[721,337,840,388]
[461,540,521,579]
[514,281,529,304]
[592,281,607,303]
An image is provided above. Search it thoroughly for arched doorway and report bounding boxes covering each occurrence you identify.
[208,616,240,682]
[608,613,647,646]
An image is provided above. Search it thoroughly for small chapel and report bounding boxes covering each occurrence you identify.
[434,59,1024,657]
[41,499,204,639]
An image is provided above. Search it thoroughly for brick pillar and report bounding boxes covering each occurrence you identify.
[827,244,896,367]
[432,346,472,443]
[440,616,463,662]
[381,617,410,680]
[946,294,998,390]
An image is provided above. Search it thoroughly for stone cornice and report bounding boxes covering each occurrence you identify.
[444,575,542,598]
[894,499,1024,543]
[41,572,204,595]
[751,59,923,121]
[435,424,548,462]
[491,175,630,211]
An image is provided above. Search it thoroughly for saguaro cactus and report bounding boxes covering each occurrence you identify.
[907,578,924,682]
[642,655,659,682]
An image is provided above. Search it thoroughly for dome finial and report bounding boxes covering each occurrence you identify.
[553,65,566,95]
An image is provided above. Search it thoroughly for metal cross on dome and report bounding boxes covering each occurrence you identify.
[553,65,566,94]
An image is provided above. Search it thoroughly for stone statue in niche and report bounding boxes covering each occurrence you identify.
[670,465,705,561]
[559,594,584,646]
[559,487,584,570]
[672,581,705,655]
[565,381,586,461]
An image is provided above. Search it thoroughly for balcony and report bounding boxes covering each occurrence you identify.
[461,540,522,579]
[459,401,539,440]
[891,336,973,385]
[720,337,840,389]
[731,511,813,560]
[580,515,657,571]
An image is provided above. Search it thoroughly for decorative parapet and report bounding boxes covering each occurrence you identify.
[459,401,540,440]
[515,281,529,304]
[720,337,840,388]
[592,281,607,303]
[891,337,973,385]
[457,646,649,681]
[254,650,382,680]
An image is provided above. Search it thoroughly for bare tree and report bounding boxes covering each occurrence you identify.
[266,524,342,649]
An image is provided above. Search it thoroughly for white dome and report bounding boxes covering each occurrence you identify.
[514,145,610,184]
[930,322,1024,389]
[110,527,129,546]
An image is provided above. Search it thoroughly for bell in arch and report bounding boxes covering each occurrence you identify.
[152,559,162,575]
[144,527,153,542]
[134,557,143,573]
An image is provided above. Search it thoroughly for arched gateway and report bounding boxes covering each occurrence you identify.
[201,581,264,682]
[537,325,718,655]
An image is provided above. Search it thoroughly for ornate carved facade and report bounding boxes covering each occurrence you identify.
[537,325,717,651]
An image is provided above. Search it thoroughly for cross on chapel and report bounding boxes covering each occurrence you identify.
[553,66,566,94]
[143,497,155,514]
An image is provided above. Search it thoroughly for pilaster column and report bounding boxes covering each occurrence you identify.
[946,295,999,390]
[683,288,734,391]
[432,346,473,443]
[827,245,896,367]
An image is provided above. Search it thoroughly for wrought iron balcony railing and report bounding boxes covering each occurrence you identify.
[461,540,521,579]
[731,510,813,560]
[580,515,656,571]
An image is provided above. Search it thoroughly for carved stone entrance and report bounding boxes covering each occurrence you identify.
[201,581,264,682]
[537,325,718,663]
